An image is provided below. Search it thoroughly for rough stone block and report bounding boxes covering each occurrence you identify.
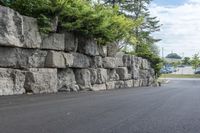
[64,32,78,52]
[57,68,79,92]
[123,54,133,67]
[78,37,99,56]
[23,16,41,48]
[106,81,115,90]
[88,69,98,85]
[91,56,102,68]
[124,80,133,88]
[107,69,119,81]
[45,51,65,68]
[116,67,131,80]
[0,47,47,68]
[91,84,106,91]
[139,70,148,79]
[24,68,57,94]
[72,53,91,68]
[75,69,91,90]
[63,53,74,67]
[133,79,140,87]
[0,6,23,47]
[115,81,125,89]
[96,68,107,84]
[41,33,65,50]
[103,57,116,69]
[98,45,107,57]
[0,68,26,96]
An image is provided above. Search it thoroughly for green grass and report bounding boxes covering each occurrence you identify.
[160,74,200,78]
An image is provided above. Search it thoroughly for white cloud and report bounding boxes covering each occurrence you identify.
[150,0,200,57]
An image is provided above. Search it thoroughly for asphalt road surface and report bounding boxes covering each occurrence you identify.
[1,79,200,133]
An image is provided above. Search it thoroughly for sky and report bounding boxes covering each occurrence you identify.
[150,0,200,57]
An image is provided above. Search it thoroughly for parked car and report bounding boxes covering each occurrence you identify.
[194,67,200,74]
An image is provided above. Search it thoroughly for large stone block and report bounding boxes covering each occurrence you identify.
[91,56,102,68]
[96,68,107,84]
[88,69,98,85]
[72,53,91,68]
[75,69,91,90]
[103,57,116,69]
[98,45,107,57]
[0,68,26,96]
[124,80,133,88]
[133,79,140,87]
[139,70,148,79]
[41,33,65,50]
[0,47,47,68]
[115,81,125,89]
[106,81,115,90]
[123,54,133,67]
[107,69,119,81]
[78,37,99,56]
[91,84,106,91]
[57,68,79,92]
[116,67,131,80]
[0,6,23,47]
[88,68,107,84]
[64,32,78,52]
[23,16,41,48]
[115,52,124,67]
[24,68,57,94]
[63,53,74,67]
[45,51,65,68]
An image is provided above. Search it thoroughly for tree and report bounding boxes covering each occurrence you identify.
[166,53,182,59]
[191,54,200,70]
[182,57,191,65]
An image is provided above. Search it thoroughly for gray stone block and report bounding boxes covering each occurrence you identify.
[133,79,140,87]
[0,68,26,96]
[45,51,65,68]
[107,69,119,81]
[24,68,57,94]
[91,84,106,91]
[124,80,133,88]
[0,47,47,68]
[98,45,107,57]
[103,57,116,69]
[78,37,99,56]
[57,68,79,92]
[23,16,41,48]
[115,81,125,89]
[96,68,107,84]
[64,32,78,52]
[72,53,91,68]
[116,67,131,80]
[63,53,74,67]
[75,69,91,90]
[106,81,115,90]
[0,6,23,47]
[91,56,102,68]
[41,33,65,50]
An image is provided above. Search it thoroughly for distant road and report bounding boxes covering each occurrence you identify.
[1,79,200,133]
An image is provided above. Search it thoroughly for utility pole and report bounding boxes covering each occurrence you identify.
[162,47,164,59]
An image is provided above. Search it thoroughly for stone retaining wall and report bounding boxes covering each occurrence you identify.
[0,6,155,96]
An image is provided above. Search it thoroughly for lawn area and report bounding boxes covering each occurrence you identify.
[160,74,200,78]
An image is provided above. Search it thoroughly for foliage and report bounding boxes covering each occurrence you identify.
[191,54,200,70]
[166,53,182,59]
[134,44,163,77]
[2,0,140,44]
[182,57,191,65]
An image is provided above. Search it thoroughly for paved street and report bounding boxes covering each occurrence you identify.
[0,79,200,133]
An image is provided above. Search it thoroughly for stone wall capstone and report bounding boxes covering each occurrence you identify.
[0,6,156,96]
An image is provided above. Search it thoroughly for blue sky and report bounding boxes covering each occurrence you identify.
[153,0,187,6]
[150,0,200,57]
